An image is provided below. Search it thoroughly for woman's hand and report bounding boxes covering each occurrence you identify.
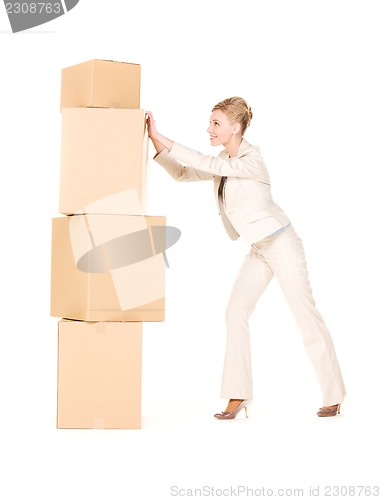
[145,111,174,153]
[146,111,160,141]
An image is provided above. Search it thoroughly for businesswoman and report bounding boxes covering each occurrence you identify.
[146,97,346,419]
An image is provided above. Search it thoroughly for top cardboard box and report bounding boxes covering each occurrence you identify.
[60,59,140,111]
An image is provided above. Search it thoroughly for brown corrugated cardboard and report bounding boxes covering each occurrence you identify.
[57,320,142,429]
[59,107,149,215]
[50,215,166,322]
[60,59,140,110]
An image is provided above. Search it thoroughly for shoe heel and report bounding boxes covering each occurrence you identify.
[337,404,341,415]
[244,406,248,418]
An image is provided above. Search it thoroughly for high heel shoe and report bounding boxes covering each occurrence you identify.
[317,403,341,417]
[214,399,251,420]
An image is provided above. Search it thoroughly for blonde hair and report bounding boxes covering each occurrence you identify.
[212,96,253,135]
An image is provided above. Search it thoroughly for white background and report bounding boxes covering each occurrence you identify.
[1,1,380,498]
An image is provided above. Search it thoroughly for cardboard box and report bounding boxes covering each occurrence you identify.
[57,320,142,429]
[59,107,149,215]
[60,59,140,110]
[50,215,166,322]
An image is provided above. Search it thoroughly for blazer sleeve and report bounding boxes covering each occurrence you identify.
[168,142,269,182]
[154,147,215,182]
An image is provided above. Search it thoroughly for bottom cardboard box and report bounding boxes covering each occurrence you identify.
[57,319,142,429]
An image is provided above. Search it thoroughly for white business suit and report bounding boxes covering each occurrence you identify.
[155,139,346,406]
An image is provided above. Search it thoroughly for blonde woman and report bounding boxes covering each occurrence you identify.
[146,97,346,419]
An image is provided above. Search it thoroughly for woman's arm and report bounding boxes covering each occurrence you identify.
[147,112,213,182]
[154,148,215,182]
[168,142,268,181]
[146,112,268,182]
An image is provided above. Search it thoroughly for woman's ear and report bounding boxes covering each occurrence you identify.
[232,122,242,135]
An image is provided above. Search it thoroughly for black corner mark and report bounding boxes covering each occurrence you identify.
[4,0,80,33]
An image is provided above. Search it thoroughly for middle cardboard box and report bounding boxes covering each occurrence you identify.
[51,214,166,322]
[59,107,149,215]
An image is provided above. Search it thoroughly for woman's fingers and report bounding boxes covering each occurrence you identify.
[146,111,159,140]
[146,111,155,129]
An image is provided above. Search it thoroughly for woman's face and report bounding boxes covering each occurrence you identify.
[207,109,239,147]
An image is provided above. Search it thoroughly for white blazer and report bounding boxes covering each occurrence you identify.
[154,138,290,244]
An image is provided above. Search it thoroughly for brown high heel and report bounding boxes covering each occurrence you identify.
[214,399,251,420]
[317,403,341,417]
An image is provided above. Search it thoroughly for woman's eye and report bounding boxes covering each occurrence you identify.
[215,122,219,126]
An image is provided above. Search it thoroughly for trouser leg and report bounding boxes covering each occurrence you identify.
[221,249,273,399]
[263,226,346,406]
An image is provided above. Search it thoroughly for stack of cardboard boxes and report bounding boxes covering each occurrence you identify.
[50,59,166,429]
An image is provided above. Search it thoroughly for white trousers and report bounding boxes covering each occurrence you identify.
[221,225,346,406]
